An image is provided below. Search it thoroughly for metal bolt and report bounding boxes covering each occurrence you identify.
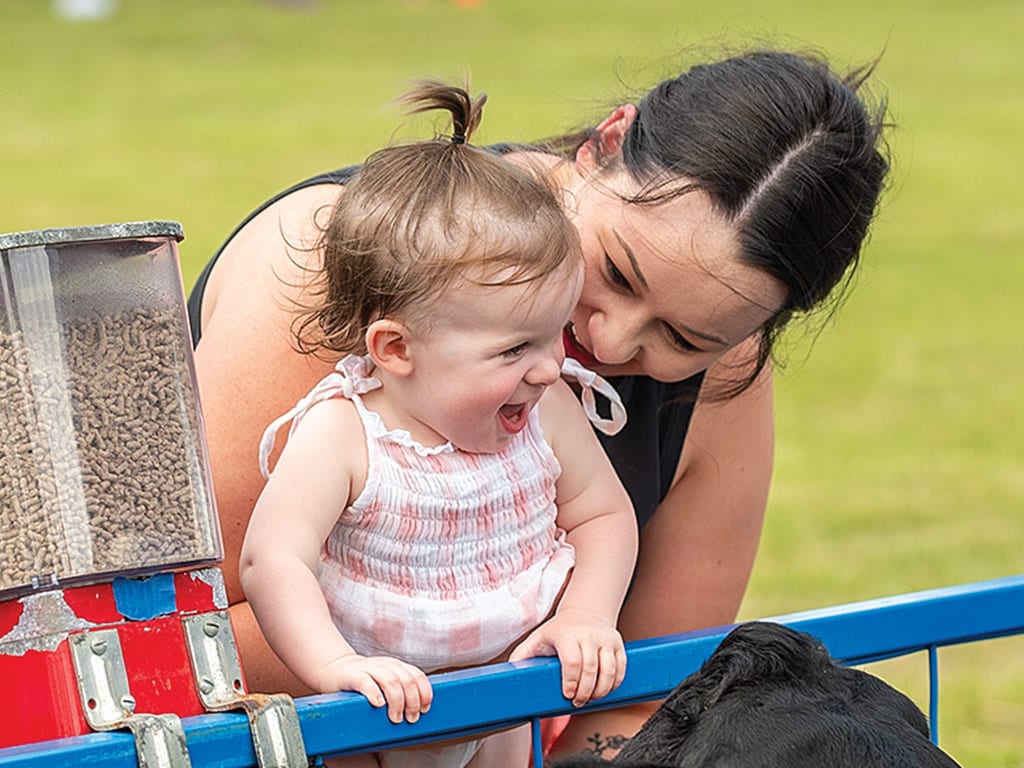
[120,694,136,714]
[203,620,221,638]
[198,677,215,694]
[90,637,108,655]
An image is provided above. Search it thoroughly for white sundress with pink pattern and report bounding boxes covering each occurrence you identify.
[258,354,625,673]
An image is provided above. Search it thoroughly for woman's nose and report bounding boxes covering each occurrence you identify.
[589,309,641,366]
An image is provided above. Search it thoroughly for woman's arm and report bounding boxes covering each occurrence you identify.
[193,184,341,690]
[547,348,775,758]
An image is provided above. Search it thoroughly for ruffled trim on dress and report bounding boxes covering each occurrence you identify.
[351,400,456,458]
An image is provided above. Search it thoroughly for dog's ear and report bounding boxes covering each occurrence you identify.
[660,622,817,716]
[673,622,833,711]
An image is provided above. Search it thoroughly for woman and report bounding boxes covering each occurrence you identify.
[188,48,889,757]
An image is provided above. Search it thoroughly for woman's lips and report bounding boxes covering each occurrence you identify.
[563,326,601,368]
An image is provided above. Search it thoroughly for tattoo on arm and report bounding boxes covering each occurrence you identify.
[583,732,629,757]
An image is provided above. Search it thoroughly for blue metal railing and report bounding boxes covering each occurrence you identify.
[2,574,1022,768]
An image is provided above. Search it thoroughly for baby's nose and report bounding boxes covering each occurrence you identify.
[526,355,562,387]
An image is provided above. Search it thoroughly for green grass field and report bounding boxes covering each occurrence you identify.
[2,1,1021,764]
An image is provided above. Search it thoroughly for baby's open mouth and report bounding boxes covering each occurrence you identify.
[498,403,528,433]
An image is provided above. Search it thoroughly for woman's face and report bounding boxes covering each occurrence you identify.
[562,169,787,383]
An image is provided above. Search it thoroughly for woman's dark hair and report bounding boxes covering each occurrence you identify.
[546,50,891,396]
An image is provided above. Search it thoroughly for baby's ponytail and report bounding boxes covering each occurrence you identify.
[399,80,486,147]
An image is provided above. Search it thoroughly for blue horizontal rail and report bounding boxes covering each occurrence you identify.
[2,574,1022,768]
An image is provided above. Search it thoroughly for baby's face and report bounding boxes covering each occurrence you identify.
[401,260,583,454]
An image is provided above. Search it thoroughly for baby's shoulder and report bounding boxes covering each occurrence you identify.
[302,393,363,432]
[288,394,367,462]
[296,394,369,492]
[537,379,590,436]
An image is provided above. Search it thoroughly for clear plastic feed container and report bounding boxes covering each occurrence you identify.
[0,222,222,598]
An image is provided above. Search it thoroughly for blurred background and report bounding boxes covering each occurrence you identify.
[2,1,1021,764]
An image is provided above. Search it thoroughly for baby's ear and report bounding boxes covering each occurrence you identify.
[365,318,414,377]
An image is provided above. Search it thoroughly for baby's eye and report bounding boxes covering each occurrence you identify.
[501,343,528,359]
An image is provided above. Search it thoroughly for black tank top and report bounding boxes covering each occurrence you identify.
[186,162,703,530]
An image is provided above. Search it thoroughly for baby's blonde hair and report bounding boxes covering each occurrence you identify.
[297,80,581,357]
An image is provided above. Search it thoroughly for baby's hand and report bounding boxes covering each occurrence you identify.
[507,608,626,707]
[315,654,433,724]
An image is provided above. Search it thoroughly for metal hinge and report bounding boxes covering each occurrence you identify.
[69,628,192,768]
[183,611,308,768]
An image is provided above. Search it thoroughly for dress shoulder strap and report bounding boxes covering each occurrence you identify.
[561,358,627,436]
[258,354,381,478]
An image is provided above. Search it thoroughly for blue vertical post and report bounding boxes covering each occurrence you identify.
[530,717,544,768]
[928,644,939,744]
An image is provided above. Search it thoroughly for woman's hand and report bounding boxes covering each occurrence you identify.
[316,654,434,725]
[508,607,627,708]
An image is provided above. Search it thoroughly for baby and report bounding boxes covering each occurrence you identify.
[240,80,637,768]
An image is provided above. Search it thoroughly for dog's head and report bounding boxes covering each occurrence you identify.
[551,622,961,768]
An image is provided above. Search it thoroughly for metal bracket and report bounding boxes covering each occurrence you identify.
[183,611,308,768]
[69,628,192,768]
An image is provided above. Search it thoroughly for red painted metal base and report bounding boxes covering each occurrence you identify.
[0,568,233,748]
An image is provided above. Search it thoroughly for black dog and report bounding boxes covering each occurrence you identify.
[551,622,961,767]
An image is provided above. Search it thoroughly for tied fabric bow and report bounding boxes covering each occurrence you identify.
[561,357,627,436]
[258,355,381,478]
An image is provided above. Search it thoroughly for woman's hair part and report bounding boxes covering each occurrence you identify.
[544,48,891,396]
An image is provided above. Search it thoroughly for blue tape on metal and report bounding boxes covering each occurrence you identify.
[112,573,177,620]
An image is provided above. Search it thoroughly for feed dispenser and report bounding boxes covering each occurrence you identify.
[0,223,305,766]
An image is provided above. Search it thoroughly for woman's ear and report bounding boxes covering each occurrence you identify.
[366,319,414,377]
[575,104,639,176]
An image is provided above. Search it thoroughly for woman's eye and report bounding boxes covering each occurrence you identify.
[502,343,528,359]
[665,323,700,353]
[605,255,631,290]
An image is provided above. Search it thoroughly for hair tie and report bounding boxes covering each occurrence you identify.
[451,133,466,145]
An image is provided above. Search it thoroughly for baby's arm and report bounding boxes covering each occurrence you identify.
[509,381,638,707]
[239,398,432,724]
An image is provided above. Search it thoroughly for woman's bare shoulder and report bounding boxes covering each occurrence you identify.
[194,182,343,440]
[202,183,343,329]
